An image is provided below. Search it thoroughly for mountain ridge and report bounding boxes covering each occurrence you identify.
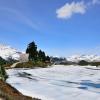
[0,43,100,62]
[67,54,100,62]
[0,44,22,60]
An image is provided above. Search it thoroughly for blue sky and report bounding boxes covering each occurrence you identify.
[0,0,100,57]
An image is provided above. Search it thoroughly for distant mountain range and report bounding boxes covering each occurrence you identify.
[67,54,100,62]
[0,43,100,62]
[0,44,22,60]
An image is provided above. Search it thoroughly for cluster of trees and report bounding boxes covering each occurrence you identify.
[26,41,50,62]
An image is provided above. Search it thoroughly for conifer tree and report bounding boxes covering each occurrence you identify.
[26,41,38,61]
[38,50,46,62]
[46,56,50,62]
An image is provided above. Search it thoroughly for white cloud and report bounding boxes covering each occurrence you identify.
[56,1,86,19]
[56,0,100,20]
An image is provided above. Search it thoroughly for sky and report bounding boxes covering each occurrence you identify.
[0,0,100,57]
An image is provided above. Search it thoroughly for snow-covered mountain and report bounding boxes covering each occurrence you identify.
[67,54,100,62]
[0,44,22,60]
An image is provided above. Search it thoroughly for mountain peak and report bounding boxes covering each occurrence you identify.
[0,43,22,60]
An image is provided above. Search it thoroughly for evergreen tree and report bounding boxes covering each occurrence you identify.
[26,41,38,61]
[38,50,43,61]
[0,57,6,65]
[0,65,8,81]
[46,56,50,62]
[38,50,46,62]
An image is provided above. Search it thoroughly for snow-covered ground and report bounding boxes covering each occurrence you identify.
[6,65,100,100]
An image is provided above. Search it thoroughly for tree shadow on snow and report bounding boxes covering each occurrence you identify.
[80,80,100,89]
[51,79,100,93]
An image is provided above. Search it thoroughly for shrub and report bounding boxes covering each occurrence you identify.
[15,61,34,68]
[78,60,89,66]
[15,61,49,68]
[90,62,100,66]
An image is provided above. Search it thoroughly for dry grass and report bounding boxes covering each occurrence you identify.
[15,61,49,68]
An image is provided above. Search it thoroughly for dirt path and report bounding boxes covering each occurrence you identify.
[10,62,21,68]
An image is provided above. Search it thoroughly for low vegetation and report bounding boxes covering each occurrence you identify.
[0,56,18,69]
[15,61,51,68]
[89,62,100,67]
[78,60,100,66]
[55,59,100,67]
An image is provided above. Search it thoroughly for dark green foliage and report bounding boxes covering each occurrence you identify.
[26,41,38,61]
[45,56,50,62]
[26,41,50,63]
[78,60,89,66]
[0,65,8,81]
[0,57,8,81]
[0,57,6,66]
[38,50,46,62]
[38,50,44,61]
